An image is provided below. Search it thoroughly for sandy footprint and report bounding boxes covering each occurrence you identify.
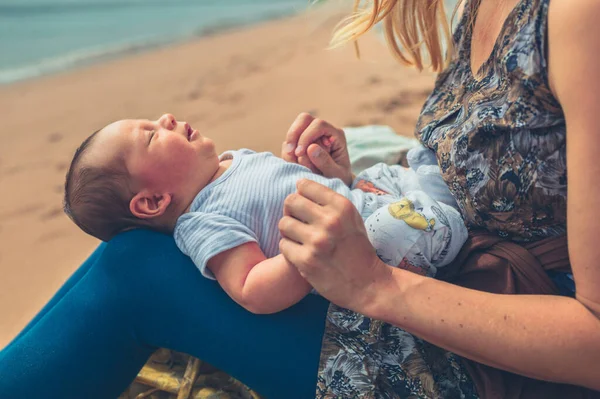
[0,204,45,221]
[40,207,63,221]
[36,228,71,243]
[47,132,63,143]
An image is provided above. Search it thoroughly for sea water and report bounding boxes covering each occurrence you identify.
[0,0,314,84]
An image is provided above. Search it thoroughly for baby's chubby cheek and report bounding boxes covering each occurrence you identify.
[133,164,170,189]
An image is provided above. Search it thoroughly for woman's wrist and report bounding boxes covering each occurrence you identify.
[359,263,425,324]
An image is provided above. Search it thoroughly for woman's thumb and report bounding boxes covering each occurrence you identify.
[307,144,338,176]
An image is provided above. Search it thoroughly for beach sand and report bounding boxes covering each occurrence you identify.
[0,3,436,348]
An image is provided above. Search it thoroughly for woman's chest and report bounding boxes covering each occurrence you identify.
[417,0,562,150]
[414,0,568,240]
[470,0,523,78]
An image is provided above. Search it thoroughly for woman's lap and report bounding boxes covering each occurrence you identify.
[0,230,328,399]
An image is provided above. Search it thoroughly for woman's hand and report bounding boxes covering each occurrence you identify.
[278,179,392,312]
[281,113,353,186]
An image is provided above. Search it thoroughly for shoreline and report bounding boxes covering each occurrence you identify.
[0,6,313,86]
[0,3,436,348]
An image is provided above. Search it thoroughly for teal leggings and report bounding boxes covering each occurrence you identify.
[0,230,329,399]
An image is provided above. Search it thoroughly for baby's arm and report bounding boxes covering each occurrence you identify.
[207,242,312,314]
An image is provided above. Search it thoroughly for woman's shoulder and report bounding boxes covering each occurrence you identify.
[546,0,600,46]
[547,0,600,21]
[546,0,600,98]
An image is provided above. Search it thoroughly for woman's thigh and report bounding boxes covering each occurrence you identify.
[111,231,329,398]
[0,230,328,399]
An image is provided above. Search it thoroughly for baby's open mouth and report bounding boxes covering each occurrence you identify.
[185,122,199,141]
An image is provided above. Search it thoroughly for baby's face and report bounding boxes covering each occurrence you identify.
[89,113,219,202]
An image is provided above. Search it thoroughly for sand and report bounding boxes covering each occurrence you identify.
[0,2,436,348]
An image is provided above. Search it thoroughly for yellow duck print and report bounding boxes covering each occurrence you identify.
[388,198,435,231]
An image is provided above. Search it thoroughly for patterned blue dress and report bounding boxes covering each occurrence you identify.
[315,0,568,397]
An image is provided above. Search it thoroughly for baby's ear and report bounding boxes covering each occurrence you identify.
[130,192,172,219]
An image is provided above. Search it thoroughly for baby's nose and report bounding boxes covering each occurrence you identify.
[159,113,177,129]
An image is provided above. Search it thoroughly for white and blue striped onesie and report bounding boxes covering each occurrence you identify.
[174,148,467,279]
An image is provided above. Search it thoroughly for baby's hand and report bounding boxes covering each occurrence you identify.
[281,113,353,185]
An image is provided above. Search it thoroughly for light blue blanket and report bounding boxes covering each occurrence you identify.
[345,125,420,174]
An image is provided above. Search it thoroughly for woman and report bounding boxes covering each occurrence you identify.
[279,0,600,396]
[1,1,598,398]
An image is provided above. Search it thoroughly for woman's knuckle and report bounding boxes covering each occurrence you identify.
[314,118,327,129]
[278,217,289,230]
[310,231,328,248]
[315,240,331,253]
[320,213,337,228]
[308,231,320,244]
[278,239,287,252]
[302,252,316,266]
[298,156,312,169]
[339,199,355,215]
[330,221,344,235]
[297,178,309,190]
[298,112,313,123]
[284,193,297,206]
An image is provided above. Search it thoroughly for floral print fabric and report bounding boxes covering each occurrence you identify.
[316,306,478,399]
[416,0,566,242]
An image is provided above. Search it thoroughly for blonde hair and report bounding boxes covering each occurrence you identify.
[330,0,464,72]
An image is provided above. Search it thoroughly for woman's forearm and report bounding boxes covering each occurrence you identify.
[367,266,600,390]
[278,178,600,388]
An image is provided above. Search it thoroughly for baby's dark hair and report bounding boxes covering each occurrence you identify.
[63,129,155,241]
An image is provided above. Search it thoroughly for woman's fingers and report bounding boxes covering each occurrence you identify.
[278,216,311,245]
[295,118,341,157]
[295,179,343,208]
[279,216,335,263]
[278,237,309,275]
[283,191,323,224]
[297,155,320,174]
[281,141,298,163]
[282,113,315,161]
[307,143,342,180]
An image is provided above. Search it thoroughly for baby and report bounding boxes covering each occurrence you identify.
[64,114,467,314]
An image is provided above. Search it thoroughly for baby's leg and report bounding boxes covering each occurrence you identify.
[0,231,328,399]
[354,161,460,209]
[364,191,468,277]
[352,163,420,198]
